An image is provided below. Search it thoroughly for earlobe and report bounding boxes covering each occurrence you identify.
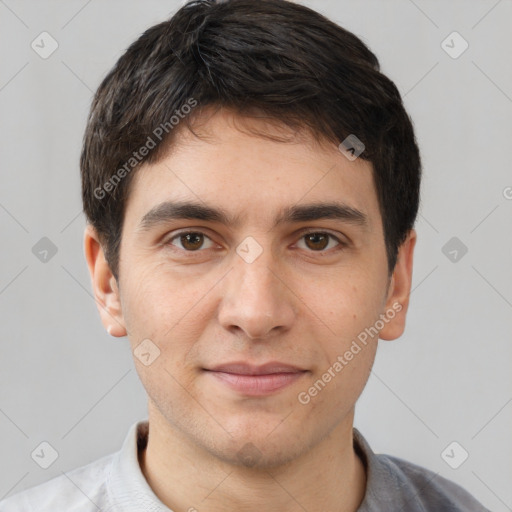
[378,229,417,341]
[84,225,127,338]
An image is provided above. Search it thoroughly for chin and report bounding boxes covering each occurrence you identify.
[208,428,308,470]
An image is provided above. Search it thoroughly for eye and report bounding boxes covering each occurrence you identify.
[296,231,343,252]
[168,231,215,251]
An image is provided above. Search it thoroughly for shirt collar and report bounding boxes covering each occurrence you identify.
[107,420,172,511]
[353,428,427,512]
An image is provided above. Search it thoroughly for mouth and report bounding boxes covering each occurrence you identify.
[203,361,308,396]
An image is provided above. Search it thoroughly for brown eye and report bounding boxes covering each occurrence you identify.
[297,232,341,252]
[180,233,204,250]
[169,231,214,251]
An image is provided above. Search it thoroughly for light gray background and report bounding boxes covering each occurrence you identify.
[1,0,511,510]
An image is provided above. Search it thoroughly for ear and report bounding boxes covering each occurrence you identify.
[378,228,417,341]
[84,225,127,337]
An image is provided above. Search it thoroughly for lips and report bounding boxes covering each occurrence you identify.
[208,361,305,375]
[204,361,307,396]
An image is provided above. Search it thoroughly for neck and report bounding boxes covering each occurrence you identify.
[139,407,367,512]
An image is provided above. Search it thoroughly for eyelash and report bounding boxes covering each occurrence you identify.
[164,229,346,255]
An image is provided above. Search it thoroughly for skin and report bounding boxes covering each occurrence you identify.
[85,109,416,512]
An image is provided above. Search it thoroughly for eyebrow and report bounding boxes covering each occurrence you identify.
[138,200,369,232]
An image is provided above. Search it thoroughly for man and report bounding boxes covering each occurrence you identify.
[0,0,490,510]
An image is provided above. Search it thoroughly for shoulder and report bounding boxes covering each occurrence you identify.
[375,452,491,512]
[353,429,490,512]
[0,453,115,512]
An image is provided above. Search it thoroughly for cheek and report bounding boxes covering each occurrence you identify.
[321,277,384,336]
[311,275,384,392]
[300,333,378,418]
[120,264,220,379]
[121,260,211,336]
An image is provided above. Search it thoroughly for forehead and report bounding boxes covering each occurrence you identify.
[125,110,381,231]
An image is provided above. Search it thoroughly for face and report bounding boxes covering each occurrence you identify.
[86,110,415,468]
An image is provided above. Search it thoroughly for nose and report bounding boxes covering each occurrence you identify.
[217,246,296,340]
